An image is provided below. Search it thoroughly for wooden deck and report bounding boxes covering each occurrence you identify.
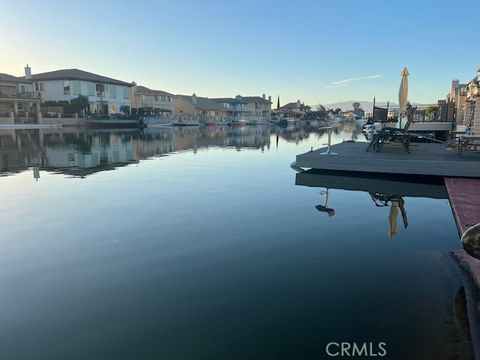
[445,177,480,235]
[296,142,480,177]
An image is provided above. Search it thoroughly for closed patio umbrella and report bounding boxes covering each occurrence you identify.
[388,200,399,238]
[398,67,409,128]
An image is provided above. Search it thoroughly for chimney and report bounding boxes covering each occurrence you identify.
[268,96,271,102]
[24,64,32,79]
[192,93,197,104]
[262,94,266,99]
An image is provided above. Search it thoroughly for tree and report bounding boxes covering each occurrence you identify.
[315,104,327,119]
[426,105,439,120]
[68,95,89,114]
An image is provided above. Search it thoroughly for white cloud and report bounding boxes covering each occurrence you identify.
[326,74,384,88]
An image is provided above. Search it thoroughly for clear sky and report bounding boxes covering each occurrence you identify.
[1,0,478,106]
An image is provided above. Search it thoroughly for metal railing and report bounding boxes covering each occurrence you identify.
[0,91,41,99]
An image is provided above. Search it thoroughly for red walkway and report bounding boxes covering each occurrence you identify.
[445,177,480,236]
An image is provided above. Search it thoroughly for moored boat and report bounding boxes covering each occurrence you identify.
[86,115,145,128]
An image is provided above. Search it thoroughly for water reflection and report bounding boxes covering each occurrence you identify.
[296,169,447,238]
[0,121,469,359]
[315,189,336,217]
[0,123,364,179]
[369,193,408,238]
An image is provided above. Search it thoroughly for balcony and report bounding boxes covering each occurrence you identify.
[0,91,41,100]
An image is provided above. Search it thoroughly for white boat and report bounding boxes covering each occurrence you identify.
[144,116,172,127]
[172,118,200,126]
[229,118,247,127]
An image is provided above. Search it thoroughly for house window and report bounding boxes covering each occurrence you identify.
[87,82,95,96]
[122,87,130,99]
[63,80,70,95]
[110,85,117,98]
[35,82,44,91]
[155,95,159,101]
[96,83,105,97]
[19,84,29,94]
[72,80,81,95]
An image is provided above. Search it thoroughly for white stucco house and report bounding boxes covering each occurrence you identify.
[24,66,134,115]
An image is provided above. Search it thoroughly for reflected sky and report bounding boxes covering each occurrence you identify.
[0,124,469,359]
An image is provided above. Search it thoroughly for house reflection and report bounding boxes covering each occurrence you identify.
[0,123,362,179]
[0,126,273,179]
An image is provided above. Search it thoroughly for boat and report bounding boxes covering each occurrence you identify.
[144,116,172,127]
[229,118,247,127]
[86,115,144,128]
[172,118,200,126]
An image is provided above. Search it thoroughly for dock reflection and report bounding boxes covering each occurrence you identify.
[296,169,448,237]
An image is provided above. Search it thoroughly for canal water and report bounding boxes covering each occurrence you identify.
[0,124,470,359]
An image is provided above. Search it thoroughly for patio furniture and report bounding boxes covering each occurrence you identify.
[366,104,415,153]
[458,134,480,158]
[320,127,337,155]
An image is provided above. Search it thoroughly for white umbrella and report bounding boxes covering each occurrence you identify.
[398,67,409,128]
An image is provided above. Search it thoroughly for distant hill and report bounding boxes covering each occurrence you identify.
[323,100,397,112]
[323,100,428,112]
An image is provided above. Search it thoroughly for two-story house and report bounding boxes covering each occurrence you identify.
[131,85,174,115]
[211,94,272,122]
[174,94,226,117]
[25,66,133,115]
[0,68,41,123]
[276,100,311,119]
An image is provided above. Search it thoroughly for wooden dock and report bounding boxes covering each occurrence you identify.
[445,177,480,235]
[296,142,480,177]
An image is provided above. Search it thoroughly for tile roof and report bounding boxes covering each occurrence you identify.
[134,85,173,96]
[176,95,225,111]
[0,73,32,83]
[211,97,247,105]
[241,96,271,104]
[24,68,133,86]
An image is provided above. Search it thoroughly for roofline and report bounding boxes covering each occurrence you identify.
[26,69,133,87]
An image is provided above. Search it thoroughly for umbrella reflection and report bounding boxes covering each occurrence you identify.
[315,189,336,217]
[370,193,408,238]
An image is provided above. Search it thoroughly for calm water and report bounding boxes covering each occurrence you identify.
[0,124,470,359]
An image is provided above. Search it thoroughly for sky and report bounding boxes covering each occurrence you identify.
[1,0,479,106]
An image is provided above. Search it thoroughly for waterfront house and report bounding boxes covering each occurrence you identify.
[174,94,226,117]
[130,85,174,115]
[211,94,272,122]
[451,74,480,132]
[24,66,133,115]
[465,75,480,133]
[275,100,311,119]
[0,69,41,123]
[448,79,468,124]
